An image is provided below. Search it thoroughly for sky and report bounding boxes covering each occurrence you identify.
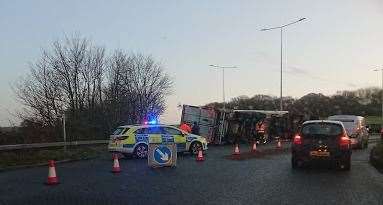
[1,0,383,126]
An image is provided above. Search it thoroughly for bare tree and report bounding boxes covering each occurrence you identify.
[14,35,173,142]
[105,51,172,126]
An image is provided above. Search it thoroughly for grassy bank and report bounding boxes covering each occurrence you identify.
[370,142,383,173]
[0,145,108,169]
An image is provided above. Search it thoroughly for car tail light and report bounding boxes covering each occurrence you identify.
[339,134,350,150]
[293,135,302,145]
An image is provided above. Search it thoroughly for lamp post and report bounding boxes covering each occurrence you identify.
[209,64,237,144]
[373,68,383,128]
[261,18,306,111]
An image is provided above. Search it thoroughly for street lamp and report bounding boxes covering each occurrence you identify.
[373,68,383,128]
[209,64,237,144]
[261,17,306,111]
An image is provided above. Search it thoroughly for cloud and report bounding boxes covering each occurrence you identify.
[285,66,310,75]
[347,83,357,88]
[284,65,361,88]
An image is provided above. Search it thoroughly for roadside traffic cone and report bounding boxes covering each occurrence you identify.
[46,160,59,185]
[196,149,205,161]
[233,144,240,155]
[112,154,121,173]
[276,139,282,149]
[251,141,257,152]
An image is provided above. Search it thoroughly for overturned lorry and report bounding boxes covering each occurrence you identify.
[180,104,297,144]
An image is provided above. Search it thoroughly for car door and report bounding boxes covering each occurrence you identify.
[163,127,187,152]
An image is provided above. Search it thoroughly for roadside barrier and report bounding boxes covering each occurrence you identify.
[0,140,109,151]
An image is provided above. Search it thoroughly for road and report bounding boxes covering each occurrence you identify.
[0,141,382,205]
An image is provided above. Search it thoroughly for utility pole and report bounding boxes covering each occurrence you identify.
[261,18,307,111]
[209,64,237,144]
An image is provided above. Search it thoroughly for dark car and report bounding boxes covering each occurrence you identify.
[291,120,352,170]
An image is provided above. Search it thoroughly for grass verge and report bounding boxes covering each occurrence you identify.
[370,142,383,173]
[0,145,108,170]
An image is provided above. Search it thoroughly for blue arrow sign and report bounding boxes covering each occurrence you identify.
[153,146,172,164]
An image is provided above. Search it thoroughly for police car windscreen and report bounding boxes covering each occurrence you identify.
[302,123,343,137]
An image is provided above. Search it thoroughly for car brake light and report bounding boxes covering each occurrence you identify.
[339,135,350,149]
[293,135,302,145]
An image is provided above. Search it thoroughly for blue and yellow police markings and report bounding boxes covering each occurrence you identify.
[187,136,197,142]
[135,134,149,143]
[161,135,175,143]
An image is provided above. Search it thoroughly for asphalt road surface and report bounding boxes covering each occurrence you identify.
[1,141,382,205]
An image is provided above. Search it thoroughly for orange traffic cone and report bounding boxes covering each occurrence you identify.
[112,154,121,173]
[46,160,59,185]
[276,139,282,149]
[196,149,205,161]
[251,141,257,152]
[233,144,240,155]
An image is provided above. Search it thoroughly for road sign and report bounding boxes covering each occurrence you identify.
[148,138,177,168]
[153,146,172,165]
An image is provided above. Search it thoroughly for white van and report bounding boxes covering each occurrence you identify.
[327,115,369,149]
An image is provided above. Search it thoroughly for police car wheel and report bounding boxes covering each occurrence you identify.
[134,144,148,159]
[190,142,202,155]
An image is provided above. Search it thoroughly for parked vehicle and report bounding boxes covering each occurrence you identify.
[108,124,208,158]
[291,120,352,170]
[328,115,369,149]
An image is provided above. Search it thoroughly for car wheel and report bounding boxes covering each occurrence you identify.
[337,158,351,171]
[292,157,298,169]
[190,142,202,155]
[291,156,301,169]
[343,159,351,171]
[134,144,148,159]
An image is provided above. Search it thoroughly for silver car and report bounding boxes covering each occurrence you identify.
[327,115,369,149]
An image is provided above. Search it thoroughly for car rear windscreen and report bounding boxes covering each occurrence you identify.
[302,123,343,136]
[329,119,356,134]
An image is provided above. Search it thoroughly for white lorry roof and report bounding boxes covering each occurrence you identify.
[233,110,288,115]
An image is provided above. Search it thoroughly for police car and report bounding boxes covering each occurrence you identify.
[108,124,208,158]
